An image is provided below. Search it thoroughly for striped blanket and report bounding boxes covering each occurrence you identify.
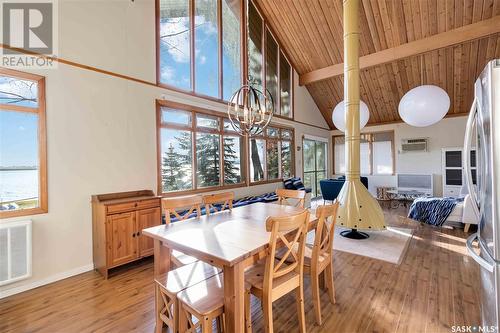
[164,192,278,223]
[408,197,464,226]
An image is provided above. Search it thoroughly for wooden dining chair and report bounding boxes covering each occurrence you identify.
[244,210,310,333]
[276,188,306,208]
[203,191,234,216]
[306,202,339,326]
[162,195,203,224]
[177,273,225,333]
[155,261,221,333]
[162,195,203,267]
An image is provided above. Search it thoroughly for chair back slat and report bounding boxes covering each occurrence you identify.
[162,195,203,224]
[276,189,306,208]
[264,210,309,289]
[202,192,234,216]
[312,202,339,266]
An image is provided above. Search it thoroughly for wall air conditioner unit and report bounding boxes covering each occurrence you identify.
[0,220,32,286]
[401,138,428,153]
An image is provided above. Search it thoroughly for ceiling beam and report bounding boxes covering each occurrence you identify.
[299,15,500,86]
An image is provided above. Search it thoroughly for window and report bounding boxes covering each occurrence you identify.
[249,126,294,183]
[303,139,327,198]
[247,1,293,119]
[0,69,47,218]
[157,101,245,195]
[333,131,395,175]
[158,0,242,100]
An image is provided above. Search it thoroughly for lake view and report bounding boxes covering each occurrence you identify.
[0,169,39,203]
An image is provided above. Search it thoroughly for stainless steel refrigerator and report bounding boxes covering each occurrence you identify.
[465,59,500,331]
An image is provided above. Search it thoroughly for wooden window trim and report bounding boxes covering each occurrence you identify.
[248,124,295,185]
[332,130,396,176]
[156,0,295,119]
[156,0,244,102]
[0,68,47,219]
[157,99,295,195]
[250,0,294,120]
[157,99,249,196]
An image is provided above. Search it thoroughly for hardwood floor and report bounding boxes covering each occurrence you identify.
[0,207,480,333]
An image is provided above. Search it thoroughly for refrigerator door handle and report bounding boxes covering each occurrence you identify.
[467,233,495,272]
[463,98,480,217]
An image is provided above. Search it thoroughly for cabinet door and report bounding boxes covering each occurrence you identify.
[106,212,137,267]
[137,207,161,257]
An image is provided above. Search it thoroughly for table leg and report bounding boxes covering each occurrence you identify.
[153,239,171,277]
[223,262,245,333]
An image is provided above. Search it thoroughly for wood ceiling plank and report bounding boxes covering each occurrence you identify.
[299,16,500,85]
[254,0,499,128]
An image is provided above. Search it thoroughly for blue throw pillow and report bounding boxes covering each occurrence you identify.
[292,179,306,191]
[283,177,295,190]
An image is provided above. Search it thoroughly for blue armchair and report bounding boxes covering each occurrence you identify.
[319,176,369,202]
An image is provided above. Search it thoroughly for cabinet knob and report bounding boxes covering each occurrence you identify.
[136,232,141,236]
[132,233,136,238]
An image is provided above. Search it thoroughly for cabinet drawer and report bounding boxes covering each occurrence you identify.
[106,202,138,214]
[136,199,160,210]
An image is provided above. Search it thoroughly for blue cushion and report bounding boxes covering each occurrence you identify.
[283,177,295,190]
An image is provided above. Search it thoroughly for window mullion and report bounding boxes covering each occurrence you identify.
[190,0,195,92]
[217,0,223,99]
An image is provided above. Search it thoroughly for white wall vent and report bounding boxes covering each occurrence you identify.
[401,138,428,153]
[0,220,32,286]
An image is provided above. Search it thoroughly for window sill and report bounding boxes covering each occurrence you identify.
[0,206,48,219]
[159,182,246,198]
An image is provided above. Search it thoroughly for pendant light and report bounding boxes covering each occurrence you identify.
[398,55,450,127]
[227,77,274,137]
[332,100,370,132]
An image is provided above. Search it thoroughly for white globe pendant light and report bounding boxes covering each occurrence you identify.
[398,85,450,127]
[332,100,369,132]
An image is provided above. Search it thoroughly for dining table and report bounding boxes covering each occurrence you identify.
[142,202,318,333]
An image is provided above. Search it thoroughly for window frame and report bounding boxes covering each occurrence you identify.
[0,68,48,219]
[156,99,248,197]
[156,0,246,103]
[248,124,295,185]
[248,0,294,120]
[332,130,395,176]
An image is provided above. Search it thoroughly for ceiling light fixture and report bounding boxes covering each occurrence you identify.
[227,77,274,137]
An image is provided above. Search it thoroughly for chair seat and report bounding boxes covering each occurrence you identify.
[155,261,221,294]
[177,274,224,316]
[172,250,198,266]
[244,259,300,291]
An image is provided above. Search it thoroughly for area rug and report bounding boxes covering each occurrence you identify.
[308,226,414,265]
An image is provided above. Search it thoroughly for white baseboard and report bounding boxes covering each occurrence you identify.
[0,263,94,299]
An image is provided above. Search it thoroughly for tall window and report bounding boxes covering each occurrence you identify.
[157,101,245,195]
[247,1,293,119]
[333,131,395,175]
[249,126,294,183]
[0,69,47,218]
[303,138,327,198]
[158,0,242,100]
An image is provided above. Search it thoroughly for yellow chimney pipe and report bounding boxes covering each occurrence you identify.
[336,0,386,238]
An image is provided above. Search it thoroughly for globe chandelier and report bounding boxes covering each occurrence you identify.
[332,100,370,132]
[227,76,274,137]
[398,55,450,127]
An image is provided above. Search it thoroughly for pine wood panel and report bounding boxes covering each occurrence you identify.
[0,207,480,333]
[253,0,500,128]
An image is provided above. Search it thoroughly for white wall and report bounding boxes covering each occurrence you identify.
[0,0,330,298]
[331,116,469,196]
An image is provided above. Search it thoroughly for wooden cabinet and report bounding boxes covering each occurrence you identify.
[92,190,161,279]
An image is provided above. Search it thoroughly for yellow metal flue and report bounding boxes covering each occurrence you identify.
[336,0,386,234]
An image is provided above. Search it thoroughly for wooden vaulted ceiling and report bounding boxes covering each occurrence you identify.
[253,0,500,129]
